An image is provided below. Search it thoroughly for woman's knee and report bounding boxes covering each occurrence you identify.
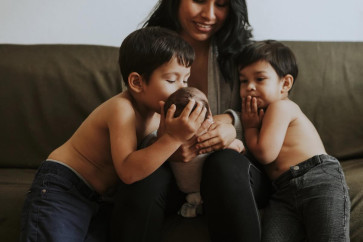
[203,149,251,178]
[116,164,173,206]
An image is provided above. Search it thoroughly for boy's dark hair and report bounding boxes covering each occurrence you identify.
[119,26,195,86]
[143,0,253,84]
[237,40,298,88]
[164,87,209,120]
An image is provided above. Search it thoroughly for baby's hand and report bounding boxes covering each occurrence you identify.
[227,139,245,154]
[165,99,207,143]
[241,96,264,129]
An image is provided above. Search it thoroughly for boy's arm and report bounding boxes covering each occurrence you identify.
[242,96,292,164]
[110,99,206,184]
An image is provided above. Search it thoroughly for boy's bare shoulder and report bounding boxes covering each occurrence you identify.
[104,91,136,116]
[269,99,300,113]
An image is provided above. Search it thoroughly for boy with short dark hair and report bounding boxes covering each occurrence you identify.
[20,26,207,241]
[238,40,350,241]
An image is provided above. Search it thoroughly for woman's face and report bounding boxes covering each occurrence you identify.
[178,0,230,43]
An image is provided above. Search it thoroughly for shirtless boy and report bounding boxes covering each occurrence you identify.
[20,26,207,241]
[238,40,350,241]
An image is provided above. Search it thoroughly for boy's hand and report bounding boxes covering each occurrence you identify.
[241,96,264,129]
[157,101,166,138]
[165,99,207,143]
[169,137,199,163]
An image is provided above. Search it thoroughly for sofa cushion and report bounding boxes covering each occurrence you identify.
[284,42,363,161]
[0,169,37,242]
[0,45,122,168]
[341,159,363,241]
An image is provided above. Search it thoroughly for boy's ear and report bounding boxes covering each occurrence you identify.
[281,74,294,93]
[128,72,144,93]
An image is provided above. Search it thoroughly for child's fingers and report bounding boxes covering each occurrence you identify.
[166,104,176,120]
[188,101,203,121]
[246,96,252,113]
[180,99,196,118]
[252,97,258,113]
[196,106,207,125]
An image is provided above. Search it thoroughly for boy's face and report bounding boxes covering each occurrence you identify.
[239,60,285,109]
[143,57,190,113]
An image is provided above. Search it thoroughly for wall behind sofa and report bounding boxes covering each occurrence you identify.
[0,0,362,46]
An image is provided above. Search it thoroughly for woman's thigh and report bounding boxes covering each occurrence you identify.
[110,163,184,242]
[201,149,272,241]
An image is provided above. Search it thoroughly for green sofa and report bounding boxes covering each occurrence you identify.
[0,42,362,241]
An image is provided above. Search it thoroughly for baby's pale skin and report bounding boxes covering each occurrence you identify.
[242,97,326,180]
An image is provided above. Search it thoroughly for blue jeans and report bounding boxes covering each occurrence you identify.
[262,154,350,242]
[20,160,111,242]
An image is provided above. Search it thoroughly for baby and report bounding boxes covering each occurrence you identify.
[164,87,244,217]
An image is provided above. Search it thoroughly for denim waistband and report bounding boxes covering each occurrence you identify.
[273,154,338,189]
[38,160,100,202]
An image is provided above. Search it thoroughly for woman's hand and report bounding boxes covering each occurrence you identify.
[168,118,213,163]
[196,121,237,154]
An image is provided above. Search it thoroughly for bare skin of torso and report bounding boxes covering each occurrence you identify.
[48,92,159,194]
[262,100,327,180]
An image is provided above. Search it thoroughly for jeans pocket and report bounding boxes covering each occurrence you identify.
[42,174,74,193]
[319,161,343,180]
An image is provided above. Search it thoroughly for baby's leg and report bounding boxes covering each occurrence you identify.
[179,192,203,218]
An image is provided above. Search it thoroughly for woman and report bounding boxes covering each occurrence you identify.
[112,1,271,241]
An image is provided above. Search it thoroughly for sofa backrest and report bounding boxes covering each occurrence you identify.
[0,42,362,168]
[283,41,363,161]
[0,44,122,168]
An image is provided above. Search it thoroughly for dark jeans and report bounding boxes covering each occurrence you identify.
[20,161,112,242]
[111,149,271,242]
[261,154,350,242]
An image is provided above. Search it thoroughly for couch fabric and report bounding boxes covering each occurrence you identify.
[0,42,362,241]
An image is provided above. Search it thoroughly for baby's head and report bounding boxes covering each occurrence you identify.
[164,87,210,119]
[119,26,195,87]
[237,40,298,90]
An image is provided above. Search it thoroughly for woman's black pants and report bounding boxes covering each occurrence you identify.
[110,149,271,242]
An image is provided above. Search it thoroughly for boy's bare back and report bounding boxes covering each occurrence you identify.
[262,99,326,180]
[48,92,160,193]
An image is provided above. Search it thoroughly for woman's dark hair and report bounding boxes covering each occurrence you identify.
[119,26,195,86]
[237,40,298,87]
[143,0,253,84]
